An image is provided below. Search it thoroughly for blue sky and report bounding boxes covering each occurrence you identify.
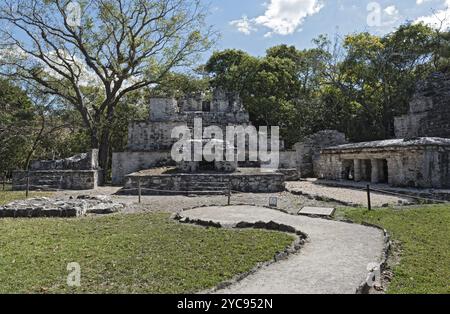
[204,0,450,56]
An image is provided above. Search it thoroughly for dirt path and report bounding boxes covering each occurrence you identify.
[286,181,412,207]
[180,205,385,294]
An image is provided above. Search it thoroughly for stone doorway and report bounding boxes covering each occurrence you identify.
[202,101,211,112]
[381,159,389,183]
[342,160,355,180]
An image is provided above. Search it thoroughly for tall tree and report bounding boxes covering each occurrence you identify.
[0,0,213,179]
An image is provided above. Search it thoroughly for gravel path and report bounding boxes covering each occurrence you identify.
[286,181,412,207]
[180,205,385,294]
[55,187,339,215]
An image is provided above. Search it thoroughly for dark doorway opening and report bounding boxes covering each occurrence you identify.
[202,101,211,112]
[342,160,354,180]
[381,159,389,183]
[363,160,372,181]
[199,160,215,171]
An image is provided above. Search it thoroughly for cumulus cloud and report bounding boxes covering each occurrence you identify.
[230,0,324,37]
[415,0,450,29]
[229,16,257,35]
[384,5,399,16]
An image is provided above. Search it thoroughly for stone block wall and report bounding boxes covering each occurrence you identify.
[395,72,450,139]
[294,130,348,178]
[30,149,99,171]
[279,151,297,169]
[12,170,102,190]
[317,146,450,189]
[111,151,174,185]
[123,172,285,195]
[13,150,102,191]
[127,121,186,151]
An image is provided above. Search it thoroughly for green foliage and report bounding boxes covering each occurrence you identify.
[204,23,445,146]
[0,80,35,172]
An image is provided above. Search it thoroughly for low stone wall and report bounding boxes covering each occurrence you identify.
[122,171,285,195]
[12,170,102,190]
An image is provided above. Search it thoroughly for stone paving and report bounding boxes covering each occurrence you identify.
[180,205,386,294]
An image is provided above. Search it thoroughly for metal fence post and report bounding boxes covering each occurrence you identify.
[367,184,372,211]
[138,178,142,204]
[227,181,232,206]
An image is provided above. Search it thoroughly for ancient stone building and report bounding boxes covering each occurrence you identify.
[315,73,450,189]
[113,89,253,185]
[13,150,103,190]
[112,88,291,193]
[395,72,450,139]
[317,138,450,188]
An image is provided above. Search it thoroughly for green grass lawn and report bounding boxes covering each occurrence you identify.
[338,205,450,294]
[0,212,294,294]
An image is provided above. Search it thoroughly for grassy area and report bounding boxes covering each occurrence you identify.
[0,186,53,206]
[338,205,450,294]
[0,212,294,293]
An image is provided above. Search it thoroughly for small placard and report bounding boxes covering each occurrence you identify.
[269,197,278,208]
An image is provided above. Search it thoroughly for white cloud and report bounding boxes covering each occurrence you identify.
[229,0,324,37]
[415,0,450,29]
[229,16,257,35]
[416,0,432,5]
[384,5,398,16]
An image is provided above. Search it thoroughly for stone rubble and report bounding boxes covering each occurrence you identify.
[0,195,124,218]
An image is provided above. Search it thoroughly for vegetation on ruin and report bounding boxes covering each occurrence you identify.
[338,205,450,294]
[0,212,294,293]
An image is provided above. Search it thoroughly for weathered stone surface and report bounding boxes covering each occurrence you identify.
[395,72,450,139]
[0,196,124,218]
[299,207,336,217]
[112,88,255,184]
[294,130,348,178]
[30,150,99,171]
[121,168,285,195]
[111,151,174,185]
[12,170,103,191]
[317,138,450,189]
[13,150,102,191]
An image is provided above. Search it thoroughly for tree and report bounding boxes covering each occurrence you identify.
[0,79,34,173]
[0,0,213,179]
[333,24,436,141]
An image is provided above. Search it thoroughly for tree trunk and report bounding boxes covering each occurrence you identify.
[98,129,110,184]
[97,103,116,184]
